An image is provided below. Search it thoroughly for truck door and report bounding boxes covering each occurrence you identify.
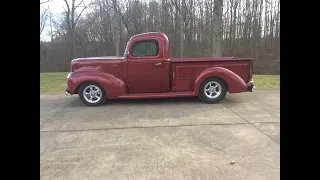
[127,39,170,94]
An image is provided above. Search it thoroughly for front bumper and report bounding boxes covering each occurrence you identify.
[247,80,255,92]
[66,72,72,96]
[66,89,71,96]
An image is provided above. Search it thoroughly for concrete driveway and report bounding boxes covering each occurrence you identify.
[40,89,280,180]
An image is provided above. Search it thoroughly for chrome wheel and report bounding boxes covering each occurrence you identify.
[83,85,102,103]
[204,81,222,99]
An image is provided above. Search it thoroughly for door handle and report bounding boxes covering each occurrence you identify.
[155,62,162,66]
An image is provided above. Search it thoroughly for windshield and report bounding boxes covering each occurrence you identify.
[123,41,130,57]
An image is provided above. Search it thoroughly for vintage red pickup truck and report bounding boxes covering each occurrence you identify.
[66,32,254,106]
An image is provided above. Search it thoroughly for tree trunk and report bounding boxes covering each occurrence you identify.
[180,0,184,57]
[112,0,120,56]
[212,0,223,57]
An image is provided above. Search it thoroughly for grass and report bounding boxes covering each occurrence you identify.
[40,72,280,93]
[253,75,280,89]
[40,72,69,93]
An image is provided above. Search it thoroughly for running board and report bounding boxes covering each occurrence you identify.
[118,91,195,99]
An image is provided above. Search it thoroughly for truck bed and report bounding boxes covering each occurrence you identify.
[170,57,254,92]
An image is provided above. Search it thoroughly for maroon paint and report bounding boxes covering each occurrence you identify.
[68,71,127,98]
[67,32,254,99]
[193,67,248,94]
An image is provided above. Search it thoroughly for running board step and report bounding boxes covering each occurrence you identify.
[118,91,194,99]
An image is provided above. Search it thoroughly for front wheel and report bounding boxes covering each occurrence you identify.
[198,77,227,104]
[78,82,107,106]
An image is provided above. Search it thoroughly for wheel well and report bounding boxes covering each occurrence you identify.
[200,76,228,91]
[75,81,105,94]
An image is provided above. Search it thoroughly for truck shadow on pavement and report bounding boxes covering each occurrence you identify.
[68,93,245,107]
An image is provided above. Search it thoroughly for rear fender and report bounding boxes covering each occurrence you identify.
[68,71,127,98]
[193,67,247,95]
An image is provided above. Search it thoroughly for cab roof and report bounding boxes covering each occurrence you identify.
[130,32,168,41]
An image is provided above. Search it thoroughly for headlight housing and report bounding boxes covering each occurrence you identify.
[67,72,72,80]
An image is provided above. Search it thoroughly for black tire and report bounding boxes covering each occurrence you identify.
[198,77,227,104]
[78,82,107,106]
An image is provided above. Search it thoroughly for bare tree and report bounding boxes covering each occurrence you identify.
[62,0,87,70]
[40,0,280,74]
[212,0,223,57]
[180,0,184,57]
[40,0,54,36]
[111,0,120,56]
[40,6,49,36]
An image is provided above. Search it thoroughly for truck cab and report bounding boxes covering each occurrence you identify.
[66,32,254,106]
[122,32,171,93]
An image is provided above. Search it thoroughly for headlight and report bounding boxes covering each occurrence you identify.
[67,72,72,80]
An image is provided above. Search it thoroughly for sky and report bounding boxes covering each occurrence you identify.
[41,0,64,14]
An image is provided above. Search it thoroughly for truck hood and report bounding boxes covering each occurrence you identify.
[71,56,124,76]
[72,56,124,62]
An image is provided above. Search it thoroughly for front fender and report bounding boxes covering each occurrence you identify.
[67,71,127,98]
[193,67,247,95]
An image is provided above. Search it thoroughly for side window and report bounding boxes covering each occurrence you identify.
[131,40,159,57]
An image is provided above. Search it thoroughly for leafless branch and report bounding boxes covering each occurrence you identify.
[40,6,49,36]
[75,6,87,25]
[40,0,53,5]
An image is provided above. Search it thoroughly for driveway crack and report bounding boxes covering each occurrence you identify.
[222,103,280,144]
[40,121,280,133]
[40,99,76,128]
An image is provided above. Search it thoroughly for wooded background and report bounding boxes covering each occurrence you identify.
[40,0,280,74]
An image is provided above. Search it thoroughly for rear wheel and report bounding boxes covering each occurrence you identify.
[199,77,227,104]
[78,82,107,106]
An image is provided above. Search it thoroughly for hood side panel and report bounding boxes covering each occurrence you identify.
[72,58,123,76]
